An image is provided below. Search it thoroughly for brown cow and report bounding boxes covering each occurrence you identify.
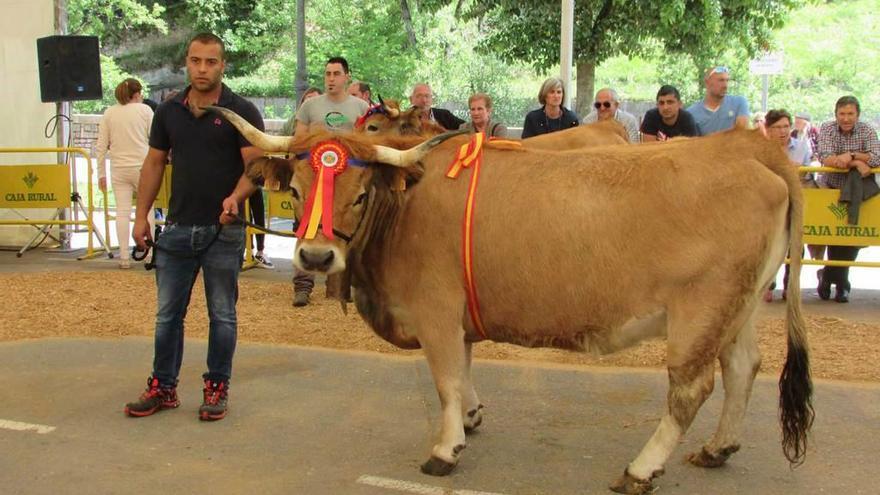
[524,118,629,149]
[208,106,813,495]
[356,97,446,137]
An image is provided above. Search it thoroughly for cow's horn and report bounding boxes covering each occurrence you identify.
[373,129,469,168]
[378,95,399,118]
[203,105,292,152]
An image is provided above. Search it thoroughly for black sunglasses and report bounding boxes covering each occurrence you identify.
[594,101,612,109]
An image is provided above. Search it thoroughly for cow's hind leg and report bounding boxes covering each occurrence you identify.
[689,311,761,468]
[611,312,720,494]
[462,341,484,432]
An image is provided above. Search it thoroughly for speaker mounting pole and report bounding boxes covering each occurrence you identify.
[54,0,71,250]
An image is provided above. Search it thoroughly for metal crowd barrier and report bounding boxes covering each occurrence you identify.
[798,165,879,267]
[0,147,110,259]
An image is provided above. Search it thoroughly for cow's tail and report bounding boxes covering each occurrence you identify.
[778,163,814,467]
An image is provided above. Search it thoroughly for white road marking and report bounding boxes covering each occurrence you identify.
[356,475,509,495]
[0,418,56,434]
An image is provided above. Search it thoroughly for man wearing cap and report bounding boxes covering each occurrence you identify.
[792,113,820,161]
[687,66,750,136]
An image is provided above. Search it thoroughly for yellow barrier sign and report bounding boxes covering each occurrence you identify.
[154,164,173,209]
[267,190,296,219]
[803,188,880,246]
[0,164,70,208]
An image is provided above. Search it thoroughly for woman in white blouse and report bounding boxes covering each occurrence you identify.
[95,78,154,268]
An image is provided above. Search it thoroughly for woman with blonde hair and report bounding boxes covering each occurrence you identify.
[95,77,154,268]
[520,77,579,138]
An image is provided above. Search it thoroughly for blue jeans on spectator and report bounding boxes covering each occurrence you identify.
[151,223,244,387]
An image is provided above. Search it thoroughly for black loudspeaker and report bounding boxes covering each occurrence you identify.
[36,35,103,102]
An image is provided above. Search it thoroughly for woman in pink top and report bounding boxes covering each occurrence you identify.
[95,78,154,268]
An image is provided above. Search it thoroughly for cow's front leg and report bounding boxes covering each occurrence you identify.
[419,325,469,476]
[461,341,484,432]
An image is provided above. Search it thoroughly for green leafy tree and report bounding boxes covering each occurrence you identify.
[181,0,294,75]
[67,0,168,42]
[430,0,803,117]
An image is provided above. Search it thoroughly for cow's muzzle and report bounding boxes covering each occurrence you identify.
[297,248,336,273]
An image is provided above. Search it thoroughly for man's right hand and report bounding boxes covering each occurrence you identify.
[132,218,152,250]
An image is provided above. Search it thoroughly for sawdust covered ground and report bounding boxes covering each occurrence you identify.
[2,271,878,383]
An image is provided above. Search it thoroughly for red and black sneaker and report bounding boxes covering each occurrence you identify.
[199,380,228,421]
[124,376,180,417]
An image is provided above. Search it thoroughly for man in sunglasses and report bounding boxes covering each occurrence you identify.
[582,87,640,143]
[686,66,750,136]
[640,85,697,142]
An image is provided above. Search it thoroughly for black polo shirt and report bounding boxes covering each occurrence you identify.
[150,83,264,225]
[639,108,697,139]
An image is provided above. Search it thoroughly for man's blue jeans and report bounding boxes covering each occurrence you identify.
[151,223,244,387]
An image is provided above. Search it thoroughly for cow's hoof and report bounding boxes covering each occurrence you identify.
[420,456,457,476]
[609,469,658,495]
[464,404,484,432]
[687,445,740,468]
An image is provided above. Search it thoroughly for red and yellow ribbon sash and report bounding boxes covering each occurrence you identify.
[295,140,350,240]
[445,134,522,339]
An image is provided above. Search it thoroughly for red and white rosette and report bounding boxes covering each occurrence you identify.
[296,140,350,240]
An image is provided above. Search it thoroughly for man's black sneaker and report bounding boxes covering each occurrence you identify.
[124,376,180,417]
[199,380,229,421]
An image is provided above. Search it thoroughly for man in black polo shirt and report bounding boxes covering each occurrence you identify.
[640,85,697,142]
[125,32,264,421]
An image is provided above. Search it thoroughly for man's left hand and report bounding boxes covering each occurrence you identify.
[220,196,239,225]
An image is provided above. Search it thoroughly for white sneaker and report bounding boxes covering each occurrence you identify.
[119,260,131,269]
[253,253,275,269]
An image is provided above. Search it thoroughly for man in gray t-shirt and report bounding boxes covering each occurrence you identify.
[294,57,369,134]
[292,56,369,308]
[296,93,368,131]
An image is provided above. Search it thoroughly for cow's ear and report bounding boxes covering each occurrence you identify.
[246,156,294,192]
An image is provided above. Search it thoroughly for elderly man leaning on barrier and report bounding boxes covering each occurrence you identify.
[816,95,880,303]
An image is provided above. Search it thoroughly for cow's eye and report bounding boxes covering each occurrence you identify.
[366,124,379,133]
[353,192,367,206]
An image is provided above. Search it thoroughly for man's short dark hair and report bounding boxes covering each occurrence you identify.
[326,57,350,74]
[188,32,226,60]
[656,85,680,101]
[835,95,860,115]
[765,109,792,128]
